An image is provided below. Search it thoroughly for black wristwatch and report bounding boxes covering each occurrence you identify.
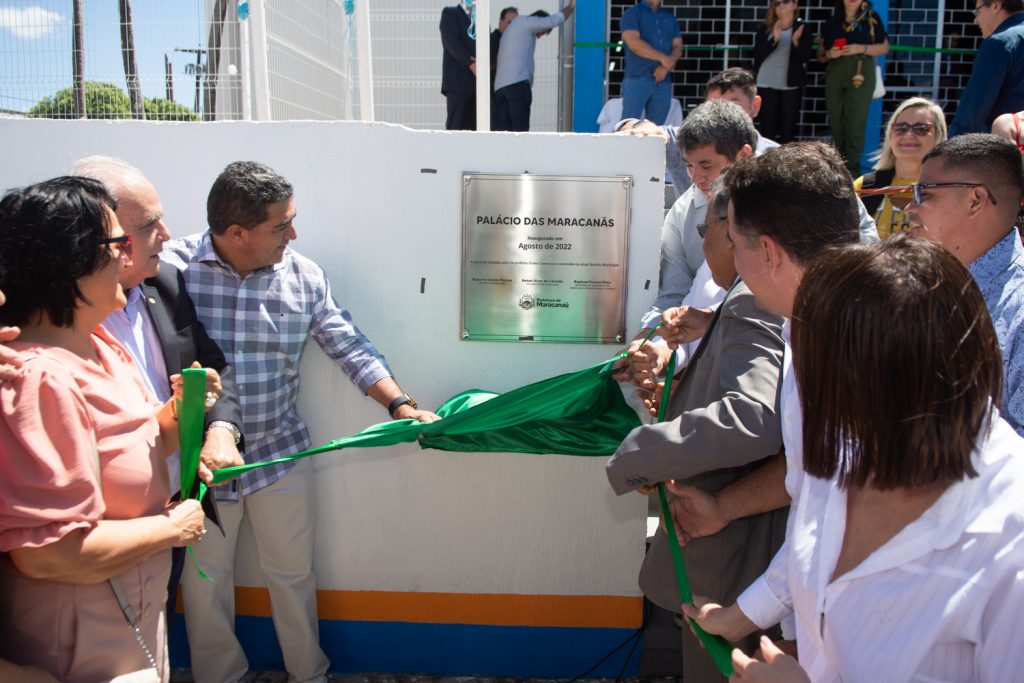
[387,393,418,417]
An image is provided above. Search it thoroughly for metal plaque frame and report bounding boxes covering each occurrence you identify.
[461,173,631,344]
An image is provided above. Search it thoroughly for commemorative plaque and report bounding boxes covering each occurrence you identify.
[461,173,631,343]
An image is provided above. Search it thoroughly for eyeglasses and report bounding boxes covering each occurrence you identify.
[696,216,728,238]
[891,122,934,137]
[973,2,986,16]
[912,182,998,206]
[99,234,132,259]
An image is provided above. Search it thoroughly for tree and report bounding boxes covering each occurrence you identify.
[143,97,198,121]
[29,81,130,119]
[28,81,197,121]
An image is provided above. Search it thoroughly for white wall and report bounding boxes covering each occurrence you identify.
[0,118,665,597]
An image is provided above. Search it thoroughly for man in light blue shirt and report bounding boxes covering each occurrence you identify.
[908,134,1024,435]
[620,0,683,125]
[492,2,574,131]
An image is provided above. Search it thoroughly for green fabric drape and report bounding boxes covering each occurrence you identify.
[209,355,640,484]
[179,367,211,580]
[178,368,207,497]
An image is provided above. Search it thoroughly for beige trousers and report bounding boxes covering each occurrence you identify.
[182,459,329,683]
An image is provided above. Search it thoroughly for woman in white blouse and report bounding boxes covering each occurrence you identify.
[684,236,1024,682]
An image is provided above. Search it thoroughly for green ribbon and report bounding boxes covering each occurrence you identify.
[179,368,210,581]
[575,40,976,56]
[210,354,641,484]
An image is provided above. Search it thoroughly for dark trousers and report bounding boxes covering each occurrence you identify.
[445,91,476,130]
[758,87,803,143]
[492,80,533,132]
[166,545,186,618]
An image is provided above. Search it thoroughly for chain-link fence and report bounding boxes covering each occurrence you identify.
[0,1,211,119]
[0,1,571,129]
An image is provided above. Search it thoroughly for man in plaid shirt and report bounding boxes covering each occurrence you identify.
[162,161,438,683]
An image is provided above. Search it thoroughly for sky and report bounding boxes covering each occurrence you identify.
[0,1,209,113]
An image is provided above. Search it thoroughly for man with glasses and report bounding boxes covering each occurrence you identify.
[948,0,1024,136]
[908,133,1024,434]
[72,156,245,628]
[607,176,788,682]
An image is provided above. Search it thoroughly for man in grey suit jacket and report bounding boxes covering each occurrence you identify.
[606,184,786,682]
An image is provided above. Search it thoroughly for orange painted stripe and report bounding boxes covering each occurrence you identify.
[229,588,642,629]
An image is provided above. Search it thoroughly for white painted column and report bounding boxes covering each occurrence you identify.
[355,0,375,121]
[249,0,272,120]
[475,1,490,132]
[238,1,252,120]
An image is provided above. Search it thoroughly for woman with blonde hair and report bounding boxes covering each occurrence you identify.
[854,96,946,238]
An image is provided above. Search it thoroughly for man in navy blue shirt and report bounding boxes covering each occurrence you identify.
[949,0,1024,136]
[620,0,683,125]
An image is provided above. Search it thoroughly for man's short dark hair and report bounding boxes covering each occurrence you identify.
[709,174,731,220]
[0,176,118,328]
[922,133,1024,206]
[987,0,1024,13]
[726,142,859,266]
[531,9,549,17]
[678,99,758,160]
[207,161,294,235]
[500,6,518,20]
[793,235,1000,489]
[705,67,758,100]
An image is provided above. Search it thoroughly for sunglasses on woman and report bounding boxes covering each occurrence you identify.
[891,122,934,137]
[99,234,133,260]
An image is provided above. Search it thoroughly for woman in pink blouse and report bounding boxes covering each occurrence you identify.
[0,177,219,683]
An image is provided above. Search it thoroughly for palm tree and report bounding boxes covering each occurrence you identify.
[118,0,145,119]
[72,0,85,117]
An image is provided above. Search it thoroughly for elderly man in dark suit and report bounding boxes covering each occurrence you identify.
[72,156,244,619]
[606,179,787,682]
[440,1,478,130]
